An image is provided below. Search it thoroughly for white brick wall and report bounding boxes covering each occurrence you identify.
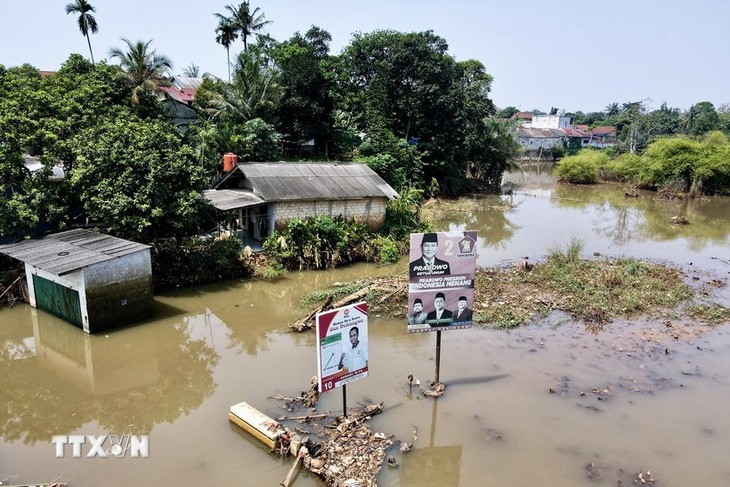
[274,198,387,229]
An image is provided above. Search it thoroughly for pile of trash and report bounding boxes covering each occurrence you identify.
[277,403,389,487]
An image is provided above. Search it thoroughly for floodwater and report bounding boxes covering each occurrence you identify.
[1,166,730,486]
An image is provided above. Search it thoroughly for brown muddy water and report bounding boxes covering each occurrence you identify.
[2,167,730,486]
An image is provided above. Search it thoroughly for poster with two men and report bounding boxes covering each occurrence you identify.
[407,231,477,333]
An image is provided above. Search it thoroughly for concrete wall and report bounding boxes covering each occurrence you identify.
[272,198,387,230]
[83,250,153,333]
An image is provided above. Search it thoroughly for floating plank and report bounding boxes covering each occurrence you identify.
[228,401,287,449]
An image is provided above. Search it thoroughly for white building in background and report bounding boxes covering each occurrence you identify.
[531,110,572,129]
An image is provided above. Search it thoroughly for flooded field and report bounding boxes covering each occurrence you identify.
[1,167,729,486]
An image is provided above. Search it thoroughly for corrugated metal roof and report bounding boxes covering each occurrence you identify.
[202,189,265,211]
[231,162,400,202]
[0,229,150,276]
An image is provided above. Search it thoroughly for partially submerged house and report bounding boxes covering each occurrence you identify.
[0,229,153,333]
[202,161,399,244]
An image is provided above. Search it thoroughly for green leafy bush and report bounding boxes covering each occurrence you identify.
[374,236,400,264]
[554,150,609,184]
[263,215,370,270]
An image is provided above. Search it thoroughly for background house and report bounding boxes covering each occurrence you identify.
[513,109,616,154]
[202,161,399,246]
[159,75,203,128]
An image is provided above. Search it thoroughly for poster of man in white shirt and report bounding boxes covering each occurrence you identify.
[316,302,369,392]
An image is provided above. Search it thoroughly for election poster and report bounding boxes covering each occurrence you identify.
[407,231,477,333]
[316,302,368,393]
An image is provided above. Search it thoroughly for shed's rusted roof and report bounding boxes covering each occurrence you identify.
[208,162,399,211]
[0,229,150,276]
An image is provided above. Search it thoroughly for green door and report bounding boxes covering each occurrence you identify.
[32,274,83,327]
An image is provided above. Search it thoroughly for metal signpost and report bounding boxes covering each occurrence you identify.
[407,231,477,382]
[316,302,369,418]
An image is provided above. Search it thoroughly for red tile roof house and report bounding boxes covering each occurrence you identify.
[511,112,535,126]
[589,126,617,147]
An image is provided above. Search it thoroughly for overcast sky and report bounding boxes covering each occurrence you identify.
[2,0,727,113]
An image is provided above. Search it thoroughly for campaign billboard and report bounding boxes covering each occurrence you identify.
[316,302,368,392]
[407,231,477,333]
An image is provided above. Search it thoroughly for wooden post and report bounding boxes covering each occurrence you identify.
[342,383,348,418]
[435,330,442,383]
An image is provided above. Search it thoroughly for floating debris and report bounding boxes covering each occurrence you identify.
[407,373,446,397]
[632,470,656,485]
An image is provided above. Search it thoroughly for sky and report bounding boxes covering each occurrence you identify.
[2,0,728,114]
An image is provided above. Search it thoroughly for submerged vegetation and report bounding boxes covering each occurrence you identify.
[474,239,694,328]
[298,240,726,332]
[555,132,730,196]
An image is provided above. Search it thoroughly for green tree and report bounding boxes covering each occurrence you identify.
[0,57,130,238]
[554,150,610,184]
[69,114,207,241]
[108,38,173,104]
[271,26,334,156]
[214,17,238,82]
[718,104,730,133]
[65,0,99,63]
[215,2,271,52]
[615,101,649,154]
[683,101,720,136]
[339,30,469,193]
[645,102,681,138]
[181,63,200,77]
[605,102,620,118]
[641,136,702,191]
[198,48,280,125]
[496,106,519,119]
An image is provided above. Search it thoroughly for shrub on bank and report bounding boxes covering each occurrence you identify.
[554,150,609,184]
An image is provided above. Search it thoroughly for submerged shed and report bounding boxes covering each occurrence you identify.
[0,229,153,333]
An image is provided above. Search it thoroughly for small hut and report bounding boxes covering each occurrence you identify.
[0,229,153,333]
[202,160,399,246]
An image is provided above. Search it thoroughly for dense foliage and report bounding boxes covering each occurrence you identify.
[151,236,251,289]
[554,150,610,184]
[0,55,209,242]
[570,100,730,155]
[558,132,730,195]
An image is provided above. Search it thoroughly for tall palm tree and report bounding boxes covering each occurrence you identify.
[217,2,271,52]
[199,49,280,124]
[605,102,621,119]
[65,0,99,63]
[108,38,173,104]
[214,17,238,82]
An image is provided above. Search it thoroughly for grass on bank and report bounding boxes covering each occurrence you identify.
[300,240,709,330]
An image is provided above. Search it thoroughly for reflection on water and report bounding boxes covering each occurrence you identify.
[400,399,461,487]
[0,302,218,445]
[1,170,729,486]
[436,167,730,270]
